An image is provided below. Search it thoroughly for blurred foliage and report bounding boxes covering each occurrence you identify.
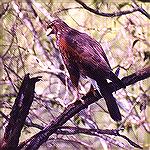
[0,0,150,149]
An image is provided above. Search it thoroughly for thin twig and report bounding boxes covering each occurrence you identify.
[75,0,150,19]
[131,0,150,19]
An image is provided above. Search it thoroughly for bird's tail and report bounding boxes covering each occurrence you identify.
[109,71,126,89]
[97,79,122,121]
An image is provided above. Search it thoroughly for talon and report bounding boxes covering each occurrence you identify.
[66,98,84,107]
[80,99,85,104]
[89,84,99,97]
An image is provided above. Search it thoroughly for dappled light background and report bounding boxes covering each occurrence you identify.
[0,0,150,149]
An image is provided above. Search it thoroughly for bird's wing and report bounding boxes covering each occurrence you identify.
[87,37,111,69]
[65,32,111,74]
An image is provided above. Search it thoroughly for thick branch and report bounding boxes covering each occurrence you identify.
[0,74,41,150]
[24,67,149,150]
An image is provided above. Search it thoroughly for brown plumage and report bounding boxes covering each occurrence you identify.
[47,19,126,121]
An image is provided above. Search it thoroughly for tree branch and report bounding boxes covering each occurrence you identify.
[23,66,150,150]
[0,74,42,150]
[131,0,150,19]
[57,126,142,149]
[75,0,150,19]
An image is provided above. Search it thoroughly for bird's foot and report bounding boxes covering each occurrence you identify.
[66,94,84,108]
[78,98,85,105]
[88,84,100,97]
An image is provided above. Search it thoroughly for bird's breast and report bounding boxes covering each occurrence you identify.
[57,36,80,61]
[57,36,70,58]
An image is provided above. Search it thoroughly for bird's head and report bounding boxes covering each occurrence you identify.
[46,19,70,36]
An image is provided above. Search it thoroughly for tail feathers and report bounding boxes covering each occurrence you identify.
[102,91,122,121]
[109,72,126,89]
[97,80,122,121]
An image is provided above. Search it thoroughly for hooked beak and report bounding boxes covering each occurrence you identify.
[46,23,55,36]
[46,27,55,36]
